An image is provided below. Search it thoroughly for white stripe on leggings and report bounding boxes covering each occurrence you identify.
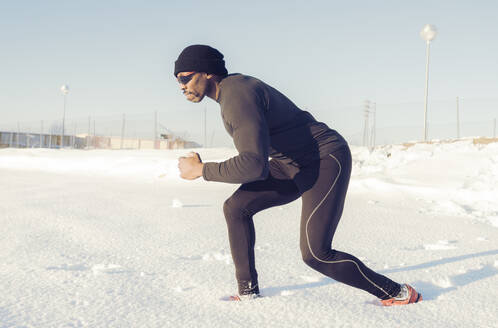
[305,153,393,298]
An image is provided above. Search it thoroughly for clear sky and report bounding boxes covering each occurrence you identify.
[1,0,497,145]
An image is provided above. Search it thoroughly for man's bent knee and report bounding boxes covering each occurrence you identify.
[301,251,323,270]
[301,248,340,272]
[223,197,250,222]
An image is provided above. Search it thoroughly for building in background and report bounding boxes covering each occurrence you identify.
[0,131,200,150]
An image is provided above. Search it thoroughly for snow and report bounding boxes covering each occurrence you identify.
[1,140,497,327]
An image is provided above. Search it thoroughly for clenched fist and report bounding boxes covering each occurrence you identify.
[178,152,204,180]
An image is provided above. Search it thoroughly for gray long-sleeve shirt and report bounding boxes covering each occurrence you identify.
[202,74,347,184]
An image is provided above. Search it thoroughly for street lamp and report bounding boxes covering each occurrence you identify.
[420,24,437,141]
[60,84,70,148]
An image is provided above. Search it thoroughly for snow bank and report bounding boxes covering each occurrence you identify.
[0,147,237,182]
[351,140,498,228]
[1,142,497,327]
[1,141,496,227]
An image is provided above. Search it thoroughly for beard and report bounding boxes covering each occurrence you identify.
[184,90,204,103]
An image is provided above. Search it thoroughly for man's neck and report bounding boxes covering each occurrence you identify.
[206,76,222,102]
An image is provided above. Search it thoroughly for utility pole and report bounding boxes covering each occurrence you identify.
[154,111,158,149]
[371,102,376,149]
[49,124,52,149]
[87,116,91,149]
[210,130,215,148]
[456,96,460,139]
[72,122,77,148]
[17,122,20,148]
[363,100,370,147]
[93,120,96,148]
[120,114,126,149]
[204,106,207,148]
[494,118,496,138]
[40,120,43,148]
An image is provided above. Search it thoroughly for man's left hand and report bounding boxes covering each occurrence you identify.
[178,152,204,180]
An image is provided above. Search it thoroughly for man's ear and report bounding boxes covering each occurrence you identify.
[206,73,214,80]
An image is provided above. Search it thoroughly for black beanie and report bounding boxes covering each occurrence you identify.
[174,45,228,77]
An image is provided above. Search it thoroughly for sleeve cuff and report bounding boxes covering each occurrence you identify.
[202,162,211,181]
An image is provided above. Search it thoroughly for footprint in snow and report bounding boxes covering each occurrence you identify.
[171,198,211,208]
[46,264,88,271]
[47,263,131,276]
[202,251,232,264]
[423,240,458,250]
[300,275,321,283]
[280,290,295,296]
[432,276,453,288]
[415,262,498,300]
[255,243,271,251]
[171,198,183,208]
[91,264,130,275]
[173,286,194,293]
[179,255,203,261]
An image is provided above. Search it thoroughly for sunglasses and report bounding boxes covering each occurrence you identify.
[177,72,196,85]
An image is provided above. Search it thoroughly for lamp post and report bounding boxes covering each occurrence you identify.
[60,85,70,148]
[420,24,437,141]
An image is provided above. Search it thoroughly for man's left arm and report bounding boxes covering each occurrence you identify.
[202,86,270,184]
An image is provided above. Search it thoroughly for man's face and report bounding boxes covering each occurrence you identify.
[177,71,208,103]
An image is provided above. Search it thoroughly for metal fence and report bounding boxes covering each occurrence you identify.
[1,98,497,149]
[0,111,201,149]
[0,131,198,150]
[338,97,498,147]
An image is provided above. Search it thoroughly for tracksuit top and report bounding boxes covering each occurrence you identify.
[202,74,348,184]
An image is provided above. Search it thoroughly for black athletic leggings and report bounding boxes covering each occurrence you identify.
[223,146,401,299]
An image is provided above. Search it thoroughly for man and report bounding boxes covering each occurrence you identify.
[175,44,421,305]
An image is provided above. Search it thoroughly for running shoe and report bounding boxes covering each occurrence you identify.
[221,280,260,301]
[225,293,260,301]
[380,284,422,306]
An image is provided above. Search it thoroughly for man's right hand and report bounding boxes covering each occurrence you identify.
[178,152,203,180]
